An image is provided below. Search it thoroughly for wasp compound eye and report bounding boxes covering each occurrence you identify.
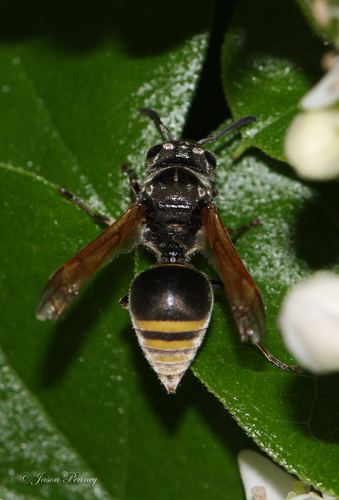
[205,151,216,168]
[129,264,213,393]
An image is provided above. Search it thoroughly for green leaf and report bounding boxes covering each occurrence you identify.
[3,2,339,497]
[0,4,253,499]
[222,0,324,161]
[192,139,339,496]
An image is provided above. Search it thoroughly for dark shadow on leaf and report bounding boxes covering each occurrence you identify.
[243,147,299,181]
[0,0,210,56]
[291,181,339,269]
[287,373,339,444]
[38,254,133,388]
[183,0,236,140]
[190,373,255,456]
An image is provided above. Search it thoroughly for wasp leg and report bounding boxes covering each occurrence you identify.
[216,282,301,373]
[59,187,113,226]
[228,218,261,243]
[119,294,129,309]
[255,342,302,373]
[121,164,140,196]
[210,279,224,290]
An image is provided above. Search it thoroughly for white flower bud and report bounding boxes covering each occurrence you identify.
[284,109,339,180]
[279,272,339,373]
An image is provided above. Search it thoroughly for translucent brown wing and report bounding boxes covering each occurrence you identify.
[36,204,146,321]
[202,206,265,344]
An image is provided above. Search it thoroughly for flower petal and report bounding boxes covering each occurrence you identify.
[238,450,294,500]
[301,58,339,110]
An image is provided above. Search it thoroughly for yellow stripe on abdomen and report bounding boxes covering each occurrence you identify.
[151,353,188,363]
[142,338,196,350]
[134,319,207,332]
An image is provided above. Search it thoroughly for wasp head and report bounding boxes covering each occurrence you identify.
[145,141,216,176]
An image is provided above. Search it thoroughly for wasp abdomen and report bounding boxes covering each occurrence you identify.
[129,264,213,393]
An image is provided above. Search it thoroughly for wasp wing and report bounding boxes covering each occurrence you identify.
[202,206,265,344]
[36,204,145,321]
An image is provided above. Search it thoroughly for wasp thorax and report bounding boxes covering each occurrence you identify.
[129,264,213,393]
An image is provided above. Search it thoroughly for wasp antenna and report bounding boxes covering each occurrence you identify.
[197,115,257,145]
[255,342,302,373]
[139,107,174,142]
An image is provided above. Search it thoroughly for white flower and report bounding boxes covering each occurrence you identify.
[284,109,339,180]
[238,450,294,500]
[300,57,339,110]
[284,55,339,180]
[238,449,337,500]
[278,272,339,373]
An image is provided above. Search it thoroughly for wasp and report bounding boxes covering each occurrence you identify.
[36,108,299,393]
